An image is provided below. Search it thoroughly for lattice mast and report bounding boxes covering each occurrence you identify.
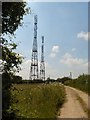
[40,36,45,80]
[29,15,38,80]
[69,72,72,79]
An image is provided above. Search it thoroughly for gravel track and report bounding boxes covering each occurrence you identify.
[57,86,88,118]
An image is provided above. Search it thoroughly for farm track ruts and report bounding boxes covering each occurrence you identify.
[57,86,88,118]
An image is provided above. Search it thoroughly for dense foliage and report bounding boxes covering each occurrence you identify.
[56,77,71,84]
[2,39,23,74]
[64,74,89,95]
[9,83,66,118]
[1,2,30,74]
[2,2,30,34]
[1,2,30,119]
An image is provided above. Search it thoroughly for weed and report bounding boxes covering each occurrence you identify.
[9,83,66,118]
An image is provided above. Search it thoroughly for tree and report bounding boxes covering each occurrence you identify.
[12,75,22,83]
[2,39,23,74]
[2,2,30,34]
[60,77,71,84]
[57,78,62,82]
[1,2,30,119]
[1,2,30,74]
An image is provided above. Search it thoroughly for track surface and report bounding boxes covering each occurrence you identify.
[58,86,88,118]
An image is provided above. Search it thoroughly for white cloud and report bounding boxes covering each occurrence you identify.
[16,59,31,79]
[60,52,87,67]
[16,52,88,79]
[71,48,76,52]
[24,59,31,64]
[52,45,59,53]
[16,59,41,79]
[30,49,32,53]
[16,58,58,79]
[50,53,56,58]
[60,53,88,78]
[45,61,59,79]
[77,31,89,41]
[50,45,59,58]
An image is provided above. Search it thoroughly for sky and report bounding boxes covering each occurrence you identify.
[13,2,88,79]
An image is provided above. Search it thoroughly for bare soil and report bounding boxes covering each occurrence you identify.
[57,86,88,118]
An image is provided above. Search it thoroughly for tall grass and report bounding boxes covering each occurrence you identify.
[8,83,66,118]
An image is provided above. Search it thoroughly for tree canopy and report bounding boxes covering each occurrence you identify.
[2,2,30,35]
[1,2,30,74]
[1,2,31,119]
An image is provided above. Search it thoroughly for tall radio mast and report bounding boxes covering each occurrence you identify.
[29,15,38,80]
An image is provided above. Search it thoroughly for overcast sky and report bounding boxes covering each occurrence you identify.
[13,2,88,79]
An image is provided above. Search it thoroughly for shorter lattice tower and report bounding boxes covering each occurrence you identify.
[40,36,45,80]
[69,72,72,79]
[29,15,38,80]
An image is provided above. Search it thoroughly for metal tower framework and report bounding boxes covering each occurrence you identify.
[69,72,72,79]
[40,36,45,80]
[29,15,38,80]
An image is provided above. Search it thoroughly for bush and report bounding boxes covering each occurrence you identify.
[2,73,22,119]
[64,74,89,95]
[9,83,66,118]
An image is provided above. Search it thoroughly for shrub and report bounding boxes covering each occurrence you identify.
[9,83,66,118]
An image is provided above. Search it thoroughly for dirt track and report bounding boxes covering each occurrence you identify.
[57,86,88,118]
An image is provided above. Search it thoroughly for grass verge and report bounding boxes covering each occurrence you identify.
[8,83,66,118]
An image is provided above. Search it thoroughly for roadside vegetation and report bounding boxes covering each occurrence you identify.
[2,2,30,119]
[64,74,89,95]
[8,83,66,118]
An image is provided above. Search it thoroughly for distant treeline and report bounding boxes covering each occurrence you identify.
[64,74,90,95]
[11,76,72,84]
[3,73,89,86]
[18,74,89,95]
[2,73,89,95]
